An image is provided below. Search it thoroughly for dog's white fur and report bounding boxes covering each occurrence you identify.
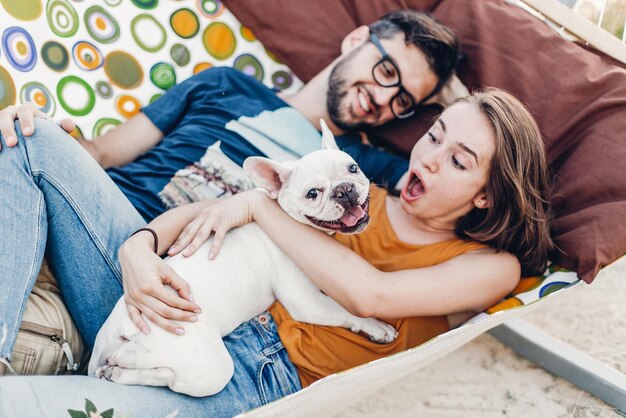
[88,121,398,397]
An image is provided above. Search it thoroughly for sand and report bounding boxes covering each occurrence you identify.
[338,256,626,417]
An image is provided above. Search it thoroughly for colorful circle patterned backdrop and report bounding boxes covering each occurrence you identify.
[0,0,301,138]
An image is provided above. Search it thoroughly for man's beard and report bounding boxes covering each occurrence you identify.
[326,53,370,132]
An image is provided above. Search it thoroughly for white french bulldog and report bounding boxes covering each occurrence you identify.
[88,121,398,397]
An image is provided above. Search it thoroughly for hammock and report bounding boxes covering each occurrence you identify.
[2,0,624,415]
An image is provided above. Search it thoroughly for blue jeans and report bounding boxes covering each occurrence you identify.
[0,119,302,415]
[0,118,146,362]
[0,312,302,417]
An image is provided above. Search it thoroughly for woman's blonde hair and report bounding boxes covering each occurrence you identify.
[455,88,553,276]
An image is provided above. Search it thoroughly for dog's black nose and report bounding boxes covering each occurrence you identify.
[332,182,359,209]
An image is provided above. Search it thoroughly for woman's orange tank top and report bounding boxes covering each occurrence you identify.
[269,186,487,387]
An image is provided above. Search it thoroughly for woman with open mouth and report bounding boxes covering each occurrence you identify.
[0,88,554,417]
[160,88,553,390]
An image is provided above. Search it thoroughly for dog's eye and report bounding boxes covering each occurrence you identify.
[306,189,318,199]
[348,163,359,174]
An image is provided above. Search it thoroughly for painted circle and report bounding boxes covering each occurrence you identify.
[264,47,281,63]
[104,0,122,6]
[170,8,199,39]
[95,80,113,99]
[271,70,293,90]
[539,281,570,298]
[131,0,158,9]
[69,124,84,140]
[115,95,141,118]
[197,0,223,17]
[150,62,176,90]
[20,82,56,115]
[93,117,121,137]
[57,76,95,116]
[233,54,263,82]
[1,0,43,21]
[193,62,212,74]
[0,65,17,109]
[202,22,236,61]
[104,51,144,89]
[46,0,79,38]
[170,43,190,66]
[131,14,166,53]
[84,6,120,44]
[72,41,103,71]
[240,25,256,42]
[41,41,69,72]
[2,27,37,72]
[486,297,523,314]
[149,93,162,104]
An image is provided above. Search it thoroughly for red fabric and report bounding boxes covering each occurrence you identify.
[431,0,626,282]
[223,0,441,82]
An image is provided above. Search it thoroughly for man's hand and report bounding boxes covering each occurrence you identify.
[168,189,267,260]
[0,103,75,150]
[119,234,203,335]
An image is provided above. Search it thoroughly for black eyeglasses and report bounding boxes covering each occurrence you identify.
[369,31,417,119]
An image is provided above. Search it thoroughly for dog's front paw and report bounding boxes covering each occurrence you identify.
[95,366,106,379]
[356,318,398,344]
[96,365,121,382]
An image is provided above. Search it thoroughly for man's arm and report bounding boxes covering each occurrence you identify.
[82,112,163,169]
[0,103,163,169]
[1,69,226,167]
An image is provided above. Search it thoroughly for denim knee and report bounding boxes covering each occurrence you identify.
[0,119,73,173]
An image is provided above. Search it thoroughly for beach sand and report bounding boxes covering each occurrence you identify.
[338,256,626,417]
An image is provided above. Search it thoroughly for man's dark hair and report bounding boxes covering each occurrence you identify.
[370,10,459,100]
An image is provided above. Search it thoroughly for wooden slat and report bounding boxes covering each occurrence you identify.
[520,0,626,64]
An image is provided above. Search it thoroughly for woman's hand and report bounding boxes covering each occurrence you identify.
[119,234,203,335]
[0,103,75,150]
[168,189,268,259]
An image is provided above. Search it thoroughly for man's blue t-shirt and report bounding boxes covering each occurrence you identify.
[107,67,408,221]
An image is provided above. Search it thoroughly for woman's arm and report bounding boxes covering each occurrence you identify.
[173,190,520,319]
[250,195,520,319]
[123,190,266,334]
[125,199,217,256]
[119,200,218,334]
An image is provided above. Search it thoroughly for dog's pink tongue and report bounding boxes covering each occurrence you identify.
[340,206,365,227]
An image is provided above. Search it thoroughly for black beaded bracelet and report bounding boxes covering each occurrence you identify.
[131,227,159,254]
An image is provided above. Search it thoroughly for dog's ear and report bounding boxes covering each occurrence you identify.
[243,157,292,199]
[320,119,339,151]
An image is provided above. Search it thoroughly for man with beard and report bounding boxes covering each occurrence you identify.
[0,10,458,375]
